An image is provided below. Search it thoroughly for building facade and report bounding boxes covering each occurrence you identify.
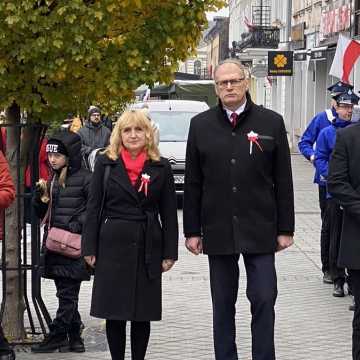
[203,17,230,77]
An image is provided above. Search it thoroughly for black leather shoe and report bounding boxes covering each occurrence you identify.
[333,283,345,297]
[69,335,85,353]
[0,349,16,360]
[349,298,355,311]
[31,333,69,353]
[323,271,333,284]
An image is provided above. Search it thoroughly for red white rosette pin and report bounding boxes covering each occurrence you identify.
[247,131,263,155]
[138,173,150,196]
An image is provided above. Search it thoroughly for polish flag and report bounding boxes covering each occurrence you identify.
[329,34,360,83]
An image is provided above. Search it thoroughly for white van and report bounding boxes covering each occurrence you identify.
[130,100,210,201]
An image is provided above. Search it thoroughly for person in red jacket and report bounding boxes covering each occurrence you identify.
[0,149,16,360]
[0,150,15,239]
[24,138,50,224]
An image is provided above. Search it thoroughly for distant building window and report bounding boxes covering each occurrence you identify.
[194,60,201,75]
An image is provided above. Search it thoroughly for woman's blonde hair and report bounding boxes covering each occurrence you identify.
[69,117,82,133]
[103,110,160,161]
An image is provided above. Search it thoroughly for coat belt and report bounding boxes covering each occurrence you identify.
[106,211,157,266]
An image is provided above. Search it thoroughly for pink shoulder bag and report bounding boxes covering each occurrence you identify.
[41,178,82,259]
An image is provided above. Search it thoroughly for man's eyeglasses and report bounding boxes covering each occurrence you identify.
[216,78,245,89]
[337,104,354,110]
[91,113,101,117]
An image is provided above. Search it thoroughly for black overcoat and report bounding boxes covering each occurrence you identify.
[82,154,178,321]
[328,122,360,269]
[183,94,294,255]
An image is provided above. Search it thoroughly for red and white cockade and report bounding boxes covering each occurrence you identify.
[138,173,151,196]
[247,131,263,155]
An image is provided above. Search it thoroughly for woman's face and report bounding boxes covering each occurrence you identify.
[48,153,67,170]
[121,124,146,154]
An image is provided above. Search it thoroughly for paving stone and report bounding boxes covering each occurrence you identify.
[8,155,353,359]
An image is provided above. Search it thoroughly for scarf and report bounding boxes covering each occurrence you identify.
[120,148,147,186]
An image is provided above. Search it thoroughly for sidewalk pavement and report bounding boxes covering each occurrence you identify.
[13,155,353,360]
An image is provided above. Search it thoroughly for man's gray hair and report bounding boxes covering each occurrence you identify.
[213,59,249,79]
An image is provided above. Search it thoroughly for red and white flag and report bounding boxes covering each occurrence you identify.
[329,34,360,83]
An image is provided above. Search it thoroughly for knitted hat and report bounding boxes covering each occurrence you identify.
[46,139,68,156]
[88,106,101,117]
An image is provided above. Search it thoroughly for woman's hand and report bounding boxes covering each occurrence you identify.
[84,255,96,268]
[162,259,175,273]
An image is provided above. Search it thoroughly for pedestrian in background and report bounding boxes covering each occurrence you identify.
[315,89,358,298]
[328,105,360,360]
[298,81,354,284]
[82,110,178,360]
[31,132,91,354]
[0,148,16,360]
[183,59,294,360]
[77,106,111,170]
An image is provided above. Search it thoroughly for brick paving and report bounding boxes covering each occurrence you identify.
[9,155,354,359]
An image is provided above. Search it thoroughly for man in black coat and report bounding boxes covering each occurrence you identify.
[328,122,360,360]
[183,59,294,360]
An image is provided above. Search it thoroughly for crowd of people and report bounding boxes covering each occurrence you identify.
[0,61,359,360]
[299,80,360,359]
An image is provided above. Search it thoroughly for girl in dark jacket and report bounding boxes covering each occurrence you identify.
[82,110,178,360]
[31,131,91,353]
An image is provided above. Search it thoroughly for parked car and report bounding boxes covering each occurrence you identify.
[130,100,210,205]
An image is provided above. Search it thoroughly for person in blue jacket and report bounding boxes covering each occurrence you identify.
[315,89,359,298]
[298,81,354,284]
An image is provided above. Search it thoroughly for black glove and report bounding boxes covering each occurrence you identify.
[33,184,43,202]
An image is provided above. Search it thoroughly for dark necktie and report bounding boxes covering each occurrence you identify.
[230,112,238,127]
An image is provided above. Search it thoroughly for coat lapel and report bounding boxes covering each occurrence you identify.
[111,159,140,202]
[136,160,163,201]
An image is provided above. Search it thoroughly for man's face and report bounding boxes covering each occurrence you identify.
[90,112,101,124]
[335,103,353,121]
[214,63,248,110]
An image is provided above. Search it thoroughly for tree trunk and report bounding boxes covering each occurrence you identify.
[2,103,26,340]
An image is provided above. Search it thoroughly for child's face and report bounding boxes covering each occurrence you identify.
[47,153,67,170]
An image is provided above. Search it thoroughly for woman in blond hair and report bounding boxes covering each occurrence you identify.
[82,110,178,360]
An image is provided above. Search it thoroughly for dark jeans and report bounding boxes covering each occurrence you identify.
[52,278,82,335]
[105,320,150,360]
[348,270,360,360]
[326,199,346,284]
[208,253,277,360]
[319,186,330,273]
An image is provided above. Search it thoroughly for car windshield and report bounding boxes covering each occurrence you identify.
[150,111,198,142]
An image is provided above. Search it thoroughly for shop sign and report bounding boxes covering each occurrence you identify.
[268,51,293,76]
[319,4,350,40]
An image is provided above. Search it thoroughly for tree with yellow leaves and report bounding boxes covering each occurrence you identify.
[0,0,225,340]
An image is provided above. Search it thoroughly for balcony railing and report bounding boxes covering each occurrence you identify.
[232,26,280,52]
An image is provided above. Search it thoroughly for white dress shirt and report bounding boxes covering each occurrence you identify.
[224,100,247,122]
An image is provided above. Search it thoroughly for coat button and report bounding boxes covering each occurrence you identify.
[231,158,236,164]
[232,186,237,193]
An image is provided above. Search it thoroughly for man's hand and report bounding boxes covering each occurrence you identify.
[162,259,175,272]
[276,235,294,252]
[84,255,96,268]
[310,154,315,164]
[185,236,203,255]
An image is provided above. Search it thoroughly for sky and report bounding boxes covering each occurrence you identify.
[206,7,229,20]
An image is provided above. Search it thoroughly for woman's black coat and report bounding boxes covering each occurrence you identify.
[82,154,178,321]
[33,132,91,281]
[183,94,294,255]
[328,122,360,269]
